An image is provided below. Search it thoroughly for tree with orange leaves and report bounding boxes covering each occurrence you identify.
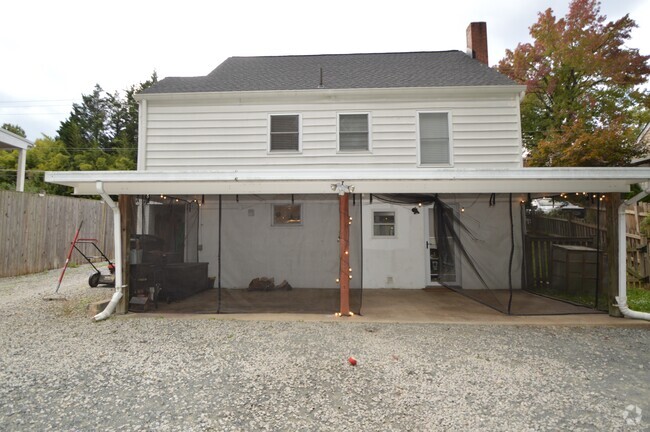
[498,0,650,166]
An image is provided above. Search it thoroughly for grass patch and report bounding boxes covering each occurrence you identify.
[628,286,650,313]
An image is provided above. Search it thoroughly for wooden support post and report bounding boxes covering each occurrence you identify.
[16,148,26,192]
[339,193,350,316]
[117,195,135,314]
[605,193,622,317]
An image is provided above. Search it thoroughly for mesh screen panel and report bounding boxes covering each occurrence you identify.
[130,194,363,315]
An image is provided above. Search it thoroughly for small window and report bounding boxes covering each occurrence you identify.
[339,113,369,151]
[273,204,302,226]
[373,211,395,237]
[270,115,300,152]
[419,112,450,165]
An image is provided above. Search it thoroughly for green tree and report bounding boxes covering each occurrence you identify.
[24,136,72,195]
[2,123,26,138]
[57,72,158,173]
[0,73,159,194]
[498,0,650,166]
[0,123,27,189]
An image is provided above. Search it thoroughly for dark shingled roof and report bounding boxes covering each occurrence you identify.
[143,50,517,94]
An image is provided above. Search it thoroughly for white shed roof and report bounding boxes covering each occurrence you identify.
[45,167,650,196]
[0,128,33,150]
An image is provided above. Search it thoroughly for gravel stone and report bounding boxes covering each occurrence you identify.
[0,265,649,431]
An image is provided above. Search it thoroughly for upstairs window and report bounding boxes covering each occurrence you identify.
[339,113,370,151]
[419,112,451,165]
[270,114,300,152]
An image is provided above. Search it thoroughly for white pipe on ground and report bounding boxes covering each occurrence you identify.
[615,188,650,321]
[94,181,123,322]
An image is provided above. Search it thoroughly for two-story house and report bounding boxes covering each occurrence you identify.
[46,23,650,320]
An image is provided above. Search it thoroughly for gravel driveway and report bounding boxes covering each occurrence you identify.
[0,265,649,431]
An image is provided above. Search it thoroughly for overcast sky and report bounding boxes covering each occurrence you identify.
[1,0,648,141]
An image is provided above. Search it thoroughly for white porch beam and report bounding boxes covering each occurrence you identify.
[45,167,650,196]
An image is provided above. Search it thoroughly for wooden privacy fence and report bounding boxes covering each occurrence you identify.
[0,190,114,277]
[529,209,649,288]
[529,214,607,246]
[524,235,595,290]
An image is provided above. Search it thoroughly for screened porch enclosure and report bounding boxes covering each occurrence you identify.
[129,194,362,315]
[125,192,610,316]
[431,194,609,315]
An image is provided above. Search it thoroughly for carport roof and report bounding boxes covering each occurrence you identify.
[0,128,33,150]
[45,167,650,196]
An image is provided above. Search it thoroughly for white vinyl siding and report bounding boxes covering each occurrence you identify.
[339,113,369,152]
[143,96,523,171]
[269,114,300,152]
[419,112,451,165]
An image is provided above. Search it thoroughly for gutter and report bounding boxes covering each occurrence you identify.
[93,181,123,321]
[615,188,650,321]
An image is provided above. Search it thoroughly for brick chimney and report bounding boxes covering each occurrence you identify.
[466,22,488,65]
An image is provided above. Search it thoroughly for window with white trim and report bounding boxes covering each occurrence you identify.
[373,211,395,237]
[270,114,300,152]
[419,112,450,165]
[272,204,302,226]
[339,113,369,151]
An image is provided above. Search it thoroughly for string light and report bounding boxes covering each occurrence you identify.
[461,207,465,213]
[335,278,340,283]
[334,311,353,317]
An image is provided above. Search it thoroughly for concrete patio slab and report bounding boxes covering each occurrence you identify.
[128,287,650,327]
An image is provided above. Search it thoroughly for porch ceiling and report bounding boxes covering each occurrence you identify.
[45,167,650,196]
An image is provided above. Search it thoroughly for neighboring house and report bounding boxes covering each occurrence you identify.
[46,23,650,316]
[631,123,650,166]
[0,128,33,192]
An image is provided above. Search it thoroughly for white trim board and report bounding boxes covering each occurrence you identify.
[45,167,650,196]
[0,128,33,150]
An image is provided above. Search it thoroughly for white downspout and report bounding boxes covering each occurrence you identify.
[615,188,650,321]
[94,181,123,321]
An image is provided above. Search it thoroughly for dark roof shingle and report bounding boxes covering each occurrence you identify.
[143,50,516,94]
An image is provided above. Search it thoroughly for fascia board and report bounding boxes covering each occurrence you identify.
[0,129,33,150]
[134,85,526,104]
[45,167,650,196]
